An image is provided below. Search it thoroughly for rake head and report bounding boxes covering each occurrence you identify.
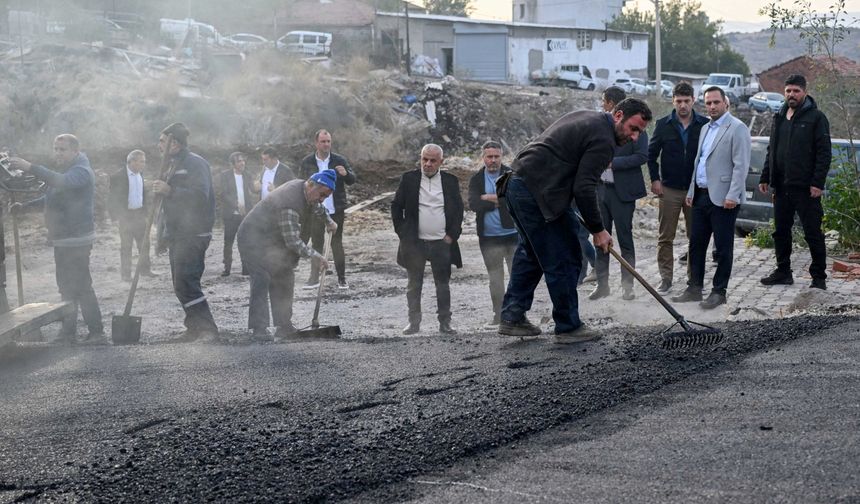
[660,319,723,350]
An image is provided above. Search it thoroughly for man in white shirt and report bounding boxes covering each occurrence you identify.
[255,147,295,200]
[391,144,464,335]
[299,129,356,289]
[218,152,256,276]
[108,149,153,281]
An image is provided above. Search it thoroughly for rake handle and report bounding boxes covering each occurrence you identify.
[311,227,333,328]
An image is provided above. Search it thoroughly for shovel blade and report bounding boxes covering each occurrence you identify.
[112,315,142,345]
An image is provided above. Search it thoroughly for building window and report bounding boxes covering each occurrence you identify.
[519,4,525,19]
[577,31,592,50]
[622,34,632,50]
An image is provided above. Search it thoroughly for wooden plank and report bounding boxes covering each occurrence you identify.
[344,191,395,215]
[0,302,73,346]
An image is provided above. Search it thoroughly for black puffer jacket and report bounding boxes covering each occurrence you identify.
[760,95,831,190]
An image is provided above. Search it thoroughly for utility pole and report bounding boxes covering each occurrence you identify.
[653,0,662,92]
[404,1,411,76]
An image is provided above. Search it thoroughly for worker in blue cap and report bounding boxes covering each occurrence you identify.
[237,169,337,342]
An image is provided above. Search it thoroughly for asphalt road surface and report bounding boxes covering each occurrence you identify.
[1,314,857,503]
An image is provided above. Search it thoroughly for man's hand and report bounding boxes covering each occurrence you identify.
[810,186,823,198]
[267,182,274,193]
[443,235,453,244]
[326,220,338,233]
[253,180,262,192]
[312,254,330,272]
[334,165,347,176]
[684,196,693,207]
[592,230,613,254]
[651,180,664,197]
[723,199,738,209]
[8,157,32,172]
[481,194,499,206]
[152,180,172,195]
[758,183,769,194]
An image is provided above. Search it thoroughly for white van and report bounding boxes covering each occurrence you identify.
[276,31,332,56]
[160,18,221,46]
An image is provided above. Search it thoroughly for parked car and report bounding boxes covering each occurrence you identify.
[735,136,860,235]
[530,64,595,90]
[223,33,269,51]
[648,79,673,97]
[276,31,332,56]
[748,92,785,113]
[613,77,647,94]
[697,73,759,104]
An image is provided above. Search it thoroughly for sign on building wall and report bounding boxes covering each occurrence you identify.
[546,39,570,52]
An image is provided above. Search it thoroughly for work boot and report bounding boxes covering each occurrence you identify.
[657,279,672,293]
[810,278,827,290]
[484,314,501,329]
[498,317,541,337]
[588,284,610,300]
[81,331,108,345]
[671,289,703,303]
[583,270,597,283]
[220,268,230,277]
[250,328,273,343]
[302,280,320,290]
[622,287,635,301]
[554,325,602,344]
[439,321,457,335]
[274,324,298,340]
[140,270,158,278]
[760,269,794,286]
[402,322,420,335]
[337,278,349,290]
[700,292,727,310]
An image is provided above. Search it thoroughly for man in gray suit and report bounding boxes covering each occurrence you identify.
[672,86,750,309]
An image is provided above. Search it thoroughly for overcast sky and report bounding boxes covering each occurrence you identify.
[470,0,860,32]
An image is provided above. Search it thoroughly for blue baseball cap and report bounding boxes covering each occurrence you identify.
[310,169,337,190]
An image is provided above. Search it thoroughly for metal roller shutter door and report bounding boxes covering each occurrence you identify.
[454,33,507,82]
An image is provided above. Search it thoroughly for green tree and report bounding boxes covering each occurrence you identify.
[424,0,473,16]
[608,0,750,76]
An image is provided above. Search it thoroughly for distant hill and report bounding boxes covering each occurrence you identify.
[725,27,860,73]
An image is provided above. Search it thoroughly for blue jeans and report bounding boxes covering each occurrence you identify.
[574,210,595,283]
[501,177,584,334]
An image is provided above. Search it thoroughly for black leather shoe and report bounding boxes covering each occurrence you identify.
[810,278,827,290]
[220,269,230,277]
[251,328,273,343]
[439,321,457,334]
[622,288,635,301]
[671,290,703,303]
[274,324,298,339]
[657,279,672,293]
[402,323,420,335]
[700,292,727,309]
[498,317,541,336]
[761,269,794,285]
[588,285,610,300]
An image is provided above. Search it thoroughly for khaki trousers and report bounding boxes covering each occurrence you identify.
[657,186,692,282]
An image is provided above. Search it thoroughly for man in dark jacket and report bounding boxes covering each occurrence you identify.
[218,152,256,277]
[498,99,651,343]
[154,123,219,341]
[647,82,709,292]
[468,140,517,327]
[255,147,295,200]
[298,129,356,289]
[109,149,154,281]
[10,134,104,343]
[238,172,335,341]
[590,87,649,301]
[391,144,464,335]
[759,74,832,290]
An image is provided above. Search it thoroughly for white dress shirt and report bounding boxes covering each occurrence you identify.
[261,166,277,199]
[315,154,335,214]
[234,173,245,213]
[418,172,446,240]
[127,167,143,210]
[695,113,730,188]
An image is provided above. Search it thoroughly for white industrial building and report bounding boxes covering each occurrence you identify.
[512,0,628,30]
[375,12,648,85]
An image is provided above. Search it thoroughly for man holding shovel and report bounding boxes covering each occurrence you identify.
[154,123,220,342]
[238,170,337,342]
[9,134,104,344]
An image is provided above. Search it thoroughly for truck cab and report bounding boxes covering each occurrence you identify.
[698,73,757,104]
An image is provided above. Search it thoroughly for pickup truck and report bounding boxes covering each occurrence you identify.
[530,64,596,91]
[697,73,760,104]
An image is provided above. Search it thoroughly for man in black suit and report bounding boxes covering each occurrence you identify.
[298,129,356,289]
[391,144,464,335]
[218,152,256,276]
[590,87,649,301]
[108,149,153,281]
[254,147,295,200]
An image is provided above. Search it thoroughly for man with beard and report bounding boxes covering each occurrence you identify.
[496,99,652,343]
